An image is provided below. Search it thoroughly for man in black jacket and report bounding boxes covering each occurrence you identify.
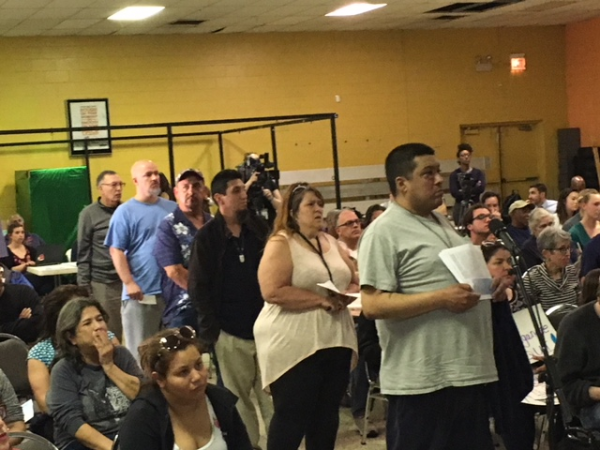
[556,294,600,430]
[0,265,43,344]
[188,169,272,449]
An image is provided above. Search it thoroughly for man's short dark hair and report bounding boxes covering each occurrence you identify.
[456,143,473,158]
[530,183,547,194]
[385,143,435,196]
[96,170,117,187]
[480,191,501,204]
[211,169,243,197]
[461,203,487,230]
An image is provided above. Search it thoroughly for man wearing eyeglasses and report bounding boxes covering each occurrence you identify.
[77,170,125,340]
[462,204,493,246]
[336,209,363,259]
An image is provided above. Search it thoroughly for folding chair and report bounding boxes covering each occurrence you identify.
[8,432,58,450]
[361,362,387,445]
[0,333,32,399]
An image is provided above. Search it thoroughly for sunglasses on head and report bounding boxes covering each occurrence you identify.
[159,326,196,353]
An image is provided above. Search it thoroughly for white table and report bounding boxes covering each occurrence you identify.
[27,262,77,285]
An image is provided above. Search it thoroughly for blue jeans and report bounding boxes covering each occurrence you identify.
[580,403,600,430]
[164,306,199,333]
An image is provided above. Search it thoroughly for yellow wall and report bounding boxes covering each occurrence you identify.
[566,17,600,146]
[0,27,568,219]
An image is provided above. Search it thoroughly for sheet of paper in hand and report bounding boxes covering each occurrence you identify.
[439,244,494,300]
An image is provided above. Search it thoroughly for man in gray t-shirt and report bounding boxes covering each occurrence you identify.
[358,143,499,450]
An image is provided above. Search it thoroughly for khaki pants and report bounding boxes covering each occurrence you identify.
[214,331,273,447]
[90,280,123,341]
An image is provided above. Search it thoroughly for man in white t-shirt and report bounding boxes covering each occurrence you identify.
[358,143,501,450]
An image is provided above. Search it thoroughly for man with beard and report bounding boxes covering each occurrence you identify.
[153,169,212,331]
[189,169,272,450]
[105,160,176,360]
[77,170,124,339]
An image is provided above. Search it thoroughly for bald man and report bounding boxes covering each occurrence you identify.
[571,176,586,192]
[105,160,177,360]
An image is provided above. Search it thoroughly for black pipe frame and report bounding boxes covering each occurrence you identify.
[0,113,341,205]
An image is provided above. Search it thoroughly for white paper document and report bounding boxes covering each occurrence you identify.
[316,280,361,298]
[439,244,493,300]
[139,294,157,305]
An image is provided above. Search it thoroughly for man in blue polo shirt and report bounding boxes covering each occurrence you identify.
[154,169,212,331]
[105,160,176,360]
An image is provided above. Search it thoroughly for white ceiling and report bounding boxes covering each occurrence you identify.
[0,0,599,37]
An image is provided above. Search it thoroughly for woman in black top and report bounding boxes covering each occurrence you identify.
[117,328,252,450]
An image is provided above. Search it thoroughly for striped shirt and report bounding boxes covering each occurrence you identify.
[522,264,579,311]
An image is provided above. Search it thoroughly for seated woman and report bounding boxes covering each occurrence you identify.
[0,223,52,296]
[254,182,358,450]
[0,412,15,450]
[4,214,45,249]
[0,369,26,448]
[523,227,580,311]
[47,297,141,450]
[521,207,556,270]
[481,242,534,450]
[28,285,119,441]
[117,327,252,450]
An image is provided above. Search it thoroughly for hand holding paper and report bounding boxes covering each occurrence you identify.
[439,244,493,300]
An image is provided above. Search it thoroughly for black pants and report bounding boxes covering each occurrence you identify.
[387,385,495,450]
[267,347,352,450]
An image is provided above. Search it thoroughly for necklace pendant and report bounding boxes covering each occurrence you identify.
[239,254,245,263]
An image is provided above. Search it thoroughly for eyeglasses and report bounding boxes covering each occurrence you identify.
[551,247,571,255]
[159,326,196,353]
[473,213,492,221]
[338,219,361,228]
[101,182,126,189]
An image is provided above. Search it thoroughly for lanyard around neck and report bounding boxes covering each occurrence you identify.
[297,232,334,282]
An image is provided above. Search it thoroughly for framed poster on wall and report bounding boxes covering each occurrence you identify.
[67,98,112,155]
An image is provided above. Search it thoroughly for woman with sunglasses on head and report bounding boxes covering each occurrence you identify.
[117,327,252,450]
[481,242,535,450]
[47,297,143,450]
[254,182,358,450]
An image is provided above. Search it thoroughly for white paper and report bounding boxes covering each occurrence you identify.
[139,294,157,305]
[316,280,360,298]
[21,399,34,422]
[439,244,493,299]
[513,304,557,362]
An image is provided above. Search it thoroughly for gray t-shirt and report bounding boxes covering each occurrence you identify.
[48,346,143,449]
[358,201,498,395]
[0,368,24,424]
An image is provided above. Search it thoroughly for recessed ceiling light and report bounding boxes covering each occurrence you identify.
[326,3,387,17]
[108,6,165,21]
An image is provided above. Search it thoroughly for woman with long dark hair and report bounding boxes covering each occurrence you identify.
[117,328,252,450]
[48,297,142,450]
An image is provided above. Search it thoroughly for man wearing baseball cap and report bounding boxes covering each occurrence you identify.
[507,200,536,248]
[153,169,212,330]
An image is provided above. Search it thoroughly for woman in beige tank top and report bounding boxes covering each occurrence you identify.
[254,182,358,450]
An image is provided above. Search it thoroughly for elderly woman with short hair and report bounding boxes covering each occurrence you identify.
[521,208,556,270]
[522,227,580,312]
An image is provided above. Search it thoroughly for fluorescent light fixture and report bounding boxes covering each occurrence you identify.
[326,3,387,17]
[108,6,165,21]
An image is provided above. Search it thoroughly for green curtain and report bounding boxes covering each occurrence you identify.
[16,166,91,247]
